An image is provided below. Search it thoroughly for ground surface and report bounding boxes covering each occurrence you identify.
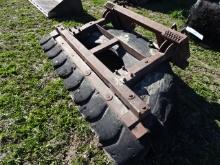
[0,0,219,165]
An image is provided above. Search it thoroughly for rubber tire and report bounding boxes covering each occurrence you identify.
[88,29,175,153]
[41,28,175,164]
[89,29,174,126]
[187,0,220,49]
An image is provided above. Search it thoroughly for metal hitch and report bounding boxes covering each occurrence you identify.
[29,0,83,18]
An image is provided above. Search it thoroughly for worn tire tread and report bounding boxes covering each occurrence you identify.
[42,38,145,164]
[40,28,174,164]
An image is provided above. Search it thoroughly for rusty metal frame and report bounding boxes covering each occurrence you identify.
[53,33,149,139]
[57,25,150,119]
[104,2,190,69]
[53,2,190,139]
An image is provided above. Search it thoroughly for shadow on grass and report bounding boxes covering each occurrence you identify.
[148,76,220,165]
[133,0,197,17]
[140,76,220,165]
[188,36,220,52]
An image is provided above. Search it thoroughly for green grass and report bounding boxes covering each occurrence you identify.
[0,0,219,164]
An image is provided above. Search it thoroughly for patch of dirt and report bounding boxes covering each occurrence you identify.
[64,134,78,165]
[63,133,99,164]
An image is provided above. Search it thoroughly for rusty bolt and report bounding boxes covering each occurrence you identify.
[85,70,91,76]
[145,60,149,63]
[140,104,151,114]
[141,106,147,113]
[130,73,135,78]
[114,70,120,75]
[140,109,146,114]
[122,66,127,71]
[122,78,127,83]
[105,94,113,101]
[128,94,135,100]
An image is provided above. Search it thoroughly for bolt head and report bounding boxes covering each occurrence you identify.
[130,73,135,78]
[128,94,135,100]
[122,78,127,83]
[105,94,113,101]
[85,70,91,76]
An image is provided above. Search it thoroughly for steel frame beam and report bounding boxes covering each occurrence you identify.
[105,2,187,43]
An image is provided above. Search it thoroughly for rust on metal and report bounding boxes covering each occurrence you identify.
[51,2,190,140]
[90,38,119,54]
[104,2,186,39]
[96,24,147,60]
[132,123,150,139]
[56,25,150,118]
[55,36,147,139]
[104,1,190,68]
[70,18,107,35]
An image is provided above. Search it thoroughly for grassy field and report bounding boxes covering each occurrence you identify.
[0,0,219,164]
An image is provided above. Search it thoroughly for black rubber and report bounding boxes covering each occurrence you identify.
[55,60,74,78]
[52,52,67,68]
[91,108,123,144]
[104,127,145,165]
[40,28,175,164]
[41,38,57,51]
[64,68,84,90]
[187,0,220,48]
[47,45,63,59]
[70,79,95,105]
[79,93,107,122]
[40,35,52,45]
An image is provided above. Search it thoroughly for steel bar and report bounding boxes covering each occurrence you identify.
[96,24,147,60]
[106,2,173,35]
[125,52,169,83]
[105,2,166,34]
[70,18,107,35]
[90,38,119,54]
